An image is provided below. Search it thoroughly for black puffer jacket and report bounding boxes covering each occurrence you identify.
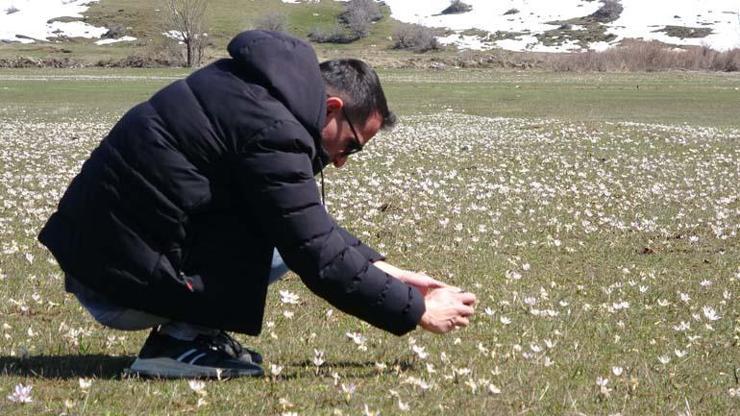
[39,31,425,335]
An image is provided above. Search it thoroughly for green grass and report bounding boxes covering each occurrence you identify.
[0,69,738,415]
[2,68,739,127]
[383,70,740,127]
[0,0,403,64]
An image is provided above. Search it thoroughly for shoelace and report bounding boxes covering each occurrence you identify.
[214,332,263,364]
[214,331,244,357]
[192,331,240,357]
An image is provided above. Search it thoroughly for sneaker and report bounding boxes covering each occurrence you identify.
[198,331,263,364]
[127,328,264,379]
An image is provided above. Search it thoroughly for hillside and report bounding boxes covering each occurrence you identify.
[0,0,738,68]
[385,0,740,52]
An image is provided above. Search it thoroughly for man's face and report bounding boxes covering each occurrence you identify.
[320,96,383,168]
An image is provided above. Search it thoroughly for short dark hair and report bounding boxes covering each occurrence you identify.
[319,59,397,130]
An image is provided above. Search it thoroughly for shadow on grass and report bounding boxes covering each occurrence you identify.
[1,356,416,381]
[0,355,134,379]
[276,359,416,380]
[290,359,414,370]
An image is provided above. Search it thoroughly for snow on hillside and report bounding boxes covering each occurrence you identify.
[2,0,738,52]
[384,0,603,52]
[383,0,740,52]
[608,0,740,51]
[0,0,135,44]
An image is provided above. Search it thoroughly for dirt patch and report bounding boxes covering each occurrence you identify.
[536,24,617,49]
[46,16,82,24]
[539,0,623,49]
[655,25,713,39]
[588,0,623,24]
[439,1,473,15]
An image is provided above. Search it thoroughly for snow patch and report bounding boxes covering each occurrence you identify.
[95,36,137,45]
[162,30,208,43]
[437,34,493,51]
[607,0,740,51]
[0,0,106,43]
[384,0,740,51]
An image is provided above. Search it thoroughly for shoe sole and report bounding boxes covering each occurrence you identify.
[126,357,264,379]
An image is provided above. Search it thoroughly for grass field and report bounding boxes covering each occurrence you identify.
[0,68,739,415]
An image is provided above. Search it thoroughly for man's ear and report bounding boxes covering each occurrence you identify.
[326,96,344,114]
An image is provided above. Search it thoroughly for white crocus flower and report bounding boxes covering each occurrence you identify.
[702,306,720,321]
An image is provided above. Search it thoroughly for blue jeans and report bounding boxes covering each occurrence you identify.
[71,248,289,331]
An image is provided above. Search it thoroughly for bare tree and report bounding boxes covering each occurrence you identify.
[163,0,208,67]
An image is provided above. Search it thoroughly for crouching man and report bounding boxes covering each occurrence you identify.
[39,30,476,378]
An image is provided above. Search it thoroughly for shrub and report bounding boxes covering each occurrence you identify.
[101,24,127,39]
[310,0,382,43]
[393,23,441,53]
[709,48,739,72]
[107,36,194,68]
[545,40,739,72]
[308,26,359,44]
[96,54,177,68]
[253,12,288,33]
[0,56,80,68]
[340,0,382,38]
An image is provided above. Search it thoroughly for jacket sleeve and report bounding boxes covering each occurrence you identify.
[336,226,385,263]
[234,121,424,335]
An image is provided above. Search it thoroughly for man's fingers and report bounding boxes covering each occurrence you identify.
[455,317,470,327]
[457,292,477,305]
[427,280,447,288]
[446,316,469,331]
[456,305,475,317]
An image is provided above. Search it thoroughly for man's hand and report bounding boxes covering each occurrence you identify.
[396,271,452,296]
[420,287,477,334]
[371,260,475,332]
[373,261,453,295]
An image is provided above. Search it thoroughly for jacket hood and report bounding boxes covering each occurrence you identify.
[227,31,328,154]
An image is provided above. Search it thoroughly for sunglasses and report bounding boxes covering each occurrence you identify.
[341,107,363,156]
